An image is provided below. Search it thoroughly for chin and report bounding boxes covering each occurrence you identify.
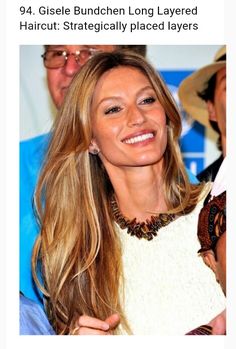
[135,154,162,165]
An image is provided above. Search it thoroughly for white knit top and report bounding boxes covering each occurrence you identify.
[116,193,225,335]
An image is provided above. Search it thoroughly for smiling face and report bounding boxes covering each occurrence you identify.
[90,66,168,173]
[46,45,116,109]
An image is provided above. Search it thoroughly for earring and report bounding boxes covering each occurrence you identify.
[91,149,99,155]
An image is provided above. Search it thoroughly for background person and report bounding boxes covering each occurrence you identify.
[195,158,226,335]
[32,51,225,335]
[185,158,226,335]
[178,45,226,181]
[197,157,226,296]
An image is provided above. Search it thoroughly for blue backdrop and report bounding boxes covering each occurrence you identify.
[160,70,205,176]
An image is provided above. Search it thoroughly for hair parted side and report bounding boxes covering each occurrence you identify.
[32,50,204,334]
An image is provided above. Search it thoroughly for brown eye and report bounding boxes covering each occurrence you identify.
[141,97,156,105]
[46,50,64,59]
[53,51,64,57]
[105,106,121,115]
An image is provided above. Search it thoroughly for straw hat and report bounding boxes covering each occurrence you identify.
[178,46,226,127]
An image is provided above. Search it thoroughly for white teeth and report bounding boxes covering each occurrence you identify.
[123,133,154,144]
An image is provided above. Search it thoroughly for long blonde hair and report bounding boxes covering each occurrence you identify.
[32,51,205,334]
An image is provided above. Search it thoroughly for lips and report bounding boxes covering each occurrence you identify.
[122,131,155,144]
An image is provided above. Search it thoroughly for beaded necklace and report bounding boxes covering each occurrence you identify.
[110,195,176,241]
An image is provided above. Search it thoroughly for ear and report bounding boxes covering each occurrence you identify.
[88,140,100,155]
[202,250,217,274]
[206,101,217,122]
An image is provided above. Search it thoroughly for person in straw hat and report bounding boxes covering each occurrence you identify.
[178,45,226,182]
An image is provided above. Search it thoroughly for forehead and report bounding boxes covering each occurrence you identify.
[97,66,151,90]
[92,66,153,104]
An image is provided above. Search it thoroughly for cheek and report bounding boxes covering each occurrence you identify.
[47,71,60,95]
[215,91,226,114]
[221,95,226,119]
[47,71,63,108]
[159,122,168,147]
[154,111,167,131]
[93,123,121,149]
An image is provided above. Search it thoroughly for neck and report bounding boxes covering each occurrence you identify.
[107,164,167,222]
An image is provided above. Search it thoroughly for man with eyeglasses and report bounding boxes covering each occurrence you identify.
[42,45,146,109]
[20,45,147,307]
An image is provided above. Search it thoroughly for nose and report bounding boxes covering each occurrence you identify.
[127,105,146,127]
[63,54,82,77]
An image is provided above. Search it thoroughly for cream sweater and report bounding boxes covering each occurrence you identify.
[117,194,225,335]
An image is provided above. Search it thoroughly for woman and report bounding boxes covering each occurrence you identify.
[32,51,225,335]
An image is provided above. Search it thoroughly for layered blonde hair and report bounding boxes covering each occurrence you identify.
[32,51,205,334]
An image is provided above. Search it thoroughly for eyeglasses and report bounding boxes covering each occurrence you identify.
[41,48,100,69]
